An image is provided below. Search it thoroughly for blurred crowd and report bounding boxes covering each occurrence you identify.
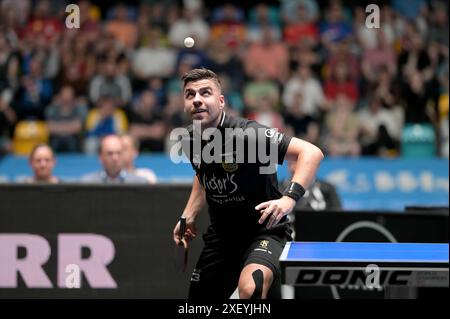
[0,0,448,158]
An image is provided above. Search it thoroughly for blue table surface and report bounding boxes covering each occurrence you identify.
[282,242,449,263]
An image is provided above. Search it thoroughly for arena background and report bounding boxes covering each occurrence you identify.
[0,0,448,299]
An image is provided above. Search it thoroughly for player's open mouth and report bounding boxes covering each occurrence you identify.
[192,109,207,114]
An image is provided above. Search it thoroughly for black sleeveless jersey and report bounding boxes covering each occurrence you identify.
[182,113,292,235]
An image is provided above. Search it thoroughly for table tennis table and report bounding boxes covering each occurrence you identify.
[280,242,449,298]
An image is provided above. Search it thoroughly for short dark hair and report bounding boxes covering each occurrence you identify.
[182,68,221,91]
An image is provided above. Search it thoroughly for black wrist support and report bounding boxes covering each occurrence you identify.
[283,181,306,202]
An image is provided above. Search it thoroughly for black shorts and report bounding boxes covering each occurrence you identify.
[188,224,292,299]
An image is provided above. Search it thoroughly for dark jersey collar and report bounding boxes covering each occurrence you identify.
[218,111,227,129]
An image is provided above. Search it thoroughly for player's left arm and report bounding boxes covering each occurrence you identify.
[256,137,324,228]
[283,137,324,190]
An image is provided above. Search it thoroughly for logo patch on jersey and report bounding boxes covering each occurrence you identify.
[264,129,276,138]
[222,161,238,172]
[191,269,201,282]
[264,128,284,145]
[259,240,269,249]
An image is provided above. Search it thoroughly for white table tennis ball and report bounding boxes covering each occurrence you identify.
[184,37,195,48]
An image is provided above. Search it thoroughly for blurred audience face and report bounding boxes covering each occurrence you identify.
[261,26,275,45]
[35,0,51,18]
[59,86,75,106]
[29,145,56,181]
[139,91,157,112]
[115,5,129,21]
[104,61,117,78]
[298,64,311,80]
[100,135,124,177]
[255,4,269,24]
[29,58,43,77]
[121,135,138,170]
[369,97,382,113]
[335,62,349,81]
[98,96,115,116]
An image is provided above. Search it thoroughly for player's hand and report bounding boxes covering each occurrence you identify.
[173,218,197,246]
[255,196,296,229]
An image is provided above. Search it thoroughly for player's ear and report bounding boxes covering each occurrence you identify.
[219,95,225,109]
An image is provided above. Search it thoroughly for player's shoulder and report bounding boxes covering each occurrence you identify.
[224,114,258,130]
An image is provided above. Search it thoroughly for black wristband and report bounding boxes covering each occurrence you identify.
[283,181,306,202]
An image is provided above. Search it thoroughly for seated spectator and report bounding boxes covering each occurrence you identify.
[131,26,176,80]
[319,1,352,51]
[243,70,280,113]
[392,0,427,21]
[401,70,432,124]
[45,85,87,153]
[283,3,319,48]
[104,3,138,50]
[81,134,147,184]
[89,59,132,106]
[162,92,188,132]
[166,58,195,95]
[371,66,398,109]
[168,6,210,49]
[209,3,246,50]
[204,38,244,91]
[281,0,319,24]
[398,32,432,81]
[218,73,243,113]
[283,91,320,144]
[358,96,401,156]
[21,0,63,45]
[428,4,449,49]
[325,39,360,83]
[129,90,166,152]
[84,96,128,154]
[243,25,289,83]
[59,33,97,97]
[22,144,59,183]
[353,5,378,50]
[121,134,157,184]
[361,30,397,83]
[323,94,360,157]
[13,58,52,120]
[174,47,208,71]
[324,61,359,104]
[283,63,327,119]
[78,0,102,42]
[247,97,284,131]
[247,4,282,43]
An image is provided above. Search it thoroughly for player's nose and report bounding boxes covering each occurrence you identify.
[193,99,202,108]
[193,92,202,104]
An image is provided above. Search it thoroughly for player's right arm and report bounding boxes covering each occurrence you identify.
[173,175,206,245]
